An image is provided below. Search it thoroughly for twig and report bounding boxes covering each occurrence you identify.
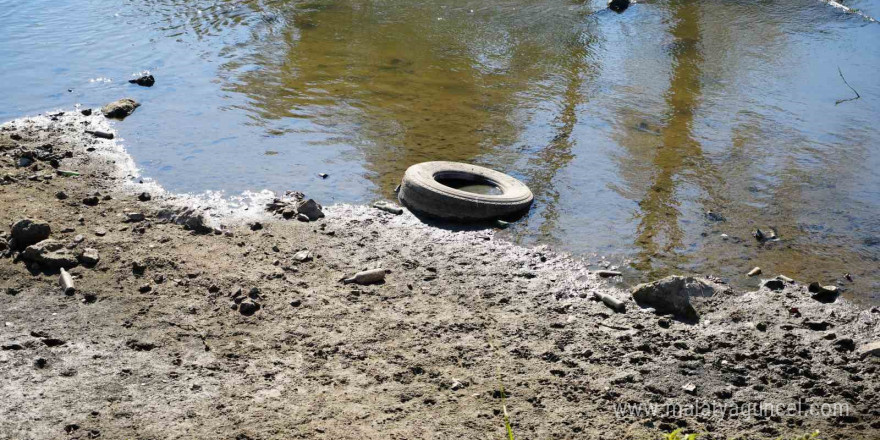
[835,66,861,105]
[820,0,879,24]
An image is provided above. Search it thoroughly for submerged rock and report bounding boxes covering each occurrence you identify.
[101,98,140,119]
[608,0,630,13]
[631,276,717,321]
[128,74,155,87]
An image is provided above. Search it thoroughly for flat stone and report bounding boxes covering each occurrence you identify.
[857,341,880,358]
[78,248,100,266]
[21,239,78,268]
[631,276,717,321]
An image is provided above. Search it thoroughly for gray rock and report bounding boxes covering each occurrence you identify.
[21,239,78,268]
[78,248,100,266]
[857,341,880,358]
[295,199,324,221]
[631,276,717,321]
[296,213,309,222]
[10,219,51,249]
[125,212,145,222]
[293,250,312,262]
[101,98,140,119]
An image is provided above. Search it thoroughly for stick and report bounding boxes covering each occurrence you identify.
[835,67,861,105]
[821,0,878,24]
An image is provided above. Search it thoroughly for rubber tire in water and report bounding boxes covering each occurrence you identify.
[398,161,533,221]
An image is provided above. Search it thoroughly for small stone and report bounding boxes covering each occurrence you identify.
[756,322,767,332]
[297,213,309,222]
[290,299,302,307]
[125,212,145,222]
[101,98,140,119]
[81,108,93,116]
[607,0,630,13]
[128,74,155,87]
[857,341,880,358]
[776,274,794,283]
[82,196,99,206]
[138,192,152,201]
[747,267,761,277]
[78,248,99,266]
[318,173,328,179]
[295,199,324,221]
[250,222,263,231]
[33,358,48,369]
[293,250,312,262]
[94,228,107,237]
[85,130,114,140]
[239,300,260,316]
[809,282,839,303]
[55,191,68,200]
[834,338,855,352]
[139,284,152,293]
[763,279,785,291]
[597,270,622,278]
[682,383,697,394]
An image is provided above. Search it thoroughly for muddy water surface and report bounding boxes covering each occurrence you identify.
[1,0,878,301]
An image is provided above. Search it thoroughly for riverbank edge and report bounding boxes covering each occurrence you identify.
[0,109,878,439]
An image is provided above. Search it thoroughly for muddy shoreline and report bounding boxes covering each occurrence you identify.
[0,110,878,439]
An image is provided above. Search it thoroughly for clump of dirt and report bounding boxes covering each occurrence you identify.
[0,111,877,439]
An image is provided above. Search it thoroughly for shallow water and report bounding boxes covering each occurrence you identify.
[1,0,878,301]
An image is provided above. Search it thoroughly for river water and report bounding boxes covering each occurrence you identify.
[1,0,878,301]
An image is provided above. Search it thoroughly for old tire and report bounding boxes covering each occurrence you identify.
[398,161,533,221]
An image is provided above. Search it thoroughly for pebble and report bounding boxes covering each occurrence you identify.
[55,191,68,200]
[138,192,151,201]
[597,270,622,278]
[94,228,107,237]
[297,213,309,222]
[747,267,761,277]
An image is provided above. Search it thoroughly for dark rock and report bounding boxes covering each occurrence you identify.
[33,358,48,369]
[80,108,92,116]
[296,198,324,221]
[631,276,717,321]
[138,192,151,201]
[82,196,99,206]
[608,0,630,13]
[803,320,832,331]
[250,222,263,231]
[763,279,785,291]
[125,212,145,222]
[239,300,260,316]
[55,191,68,200]
[101,98,140,119]
[834,338,855,352]
[126,340,156,351]
[128,74,155,87]
[808,282,839,303]
[85,130,114,140]
[10,218,51,249]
